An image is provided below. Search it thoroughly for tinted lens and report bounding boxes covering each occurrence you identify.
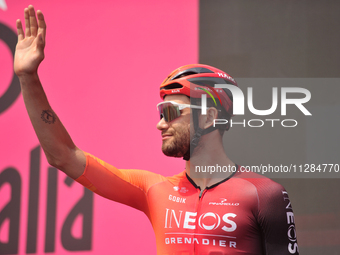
[158,103,181,122]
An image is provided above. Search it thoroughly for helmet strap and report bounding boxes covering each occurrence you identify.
[183,109,218,161]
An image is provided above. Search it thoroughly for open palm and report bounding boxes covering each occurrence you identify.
[14,5,46,76]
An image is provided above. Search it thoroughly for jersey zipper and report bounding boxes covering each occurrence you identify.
[194,188,207,255]
[199,188,204,199]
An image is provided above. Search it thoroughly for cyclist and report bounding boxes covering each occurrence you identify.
[15,5,298,255]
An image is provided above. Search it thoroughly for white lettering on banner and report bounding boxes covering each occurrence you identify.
[282,191,299,254]
[165,209,237,232]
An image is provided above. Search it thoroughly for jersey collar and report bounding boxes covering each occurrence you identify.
[185,164,239,190]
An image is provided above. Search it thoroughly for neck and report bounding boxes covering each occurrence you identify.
[185,134,235,190]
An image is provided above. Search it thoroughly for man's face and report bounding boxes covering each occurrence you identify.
[156,95,192,158]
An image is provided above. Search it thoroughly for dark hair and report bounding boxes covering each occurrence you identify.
[190,97,231,136]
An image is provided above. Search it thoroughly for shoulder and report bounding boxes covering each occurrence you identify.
[84,152,170,191]
[234,167,285,191]
[165,171,187,185]
[233,167,287,204]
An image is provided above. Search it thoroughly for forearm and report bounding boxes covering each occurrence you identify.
[20,72,85,179]
[15,6,85,179]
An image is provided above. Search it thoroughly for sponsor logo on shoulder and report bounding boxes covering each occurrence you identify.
[173,186,189,193]
[170,186,189,203]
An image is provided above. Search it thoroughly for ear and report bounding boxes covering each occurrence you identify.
[199,107,219,129]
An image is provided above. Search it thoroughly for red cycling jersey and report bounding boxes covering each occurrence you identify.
[76,153,299,255]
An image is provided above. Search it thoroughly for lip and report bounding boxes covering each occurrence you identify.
[162,133,173,140]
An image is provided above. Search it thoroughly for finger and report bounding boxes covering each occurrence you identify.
[37,10,46,42]
[36,33,45,51]
[28,5,38,36]
[24,7,31,37]
[16,19,24,41]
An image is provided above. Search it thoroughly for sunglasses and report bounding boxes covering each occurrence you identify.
[157,101,202,122]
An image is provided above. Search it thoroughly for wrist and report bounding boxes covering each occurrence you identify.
[18,72,40,87]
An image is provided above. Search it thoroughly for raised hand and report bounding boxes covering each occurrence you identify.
[14,5,46,76]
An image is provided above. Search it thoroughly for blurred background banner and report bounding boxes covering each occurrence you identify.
[200,1,340,254]
[1,0,339,254]
[0,1,197,254]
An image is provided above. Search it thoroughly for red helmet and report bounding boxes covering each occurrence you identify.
[160,64,237,116]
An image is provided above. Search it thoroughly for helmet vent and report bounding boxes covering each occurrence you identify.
[171,67,214,81]
[172,71,197,81]
[160,83,183,90]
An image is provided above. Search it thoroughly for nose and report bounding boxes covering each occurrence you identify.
[157,117,169,130]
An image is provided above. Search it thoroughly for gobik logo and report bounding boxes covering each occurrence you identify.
[200,84,312,128]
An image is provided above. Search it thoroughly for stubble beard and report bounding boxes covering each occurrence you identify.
[162,126,190,158]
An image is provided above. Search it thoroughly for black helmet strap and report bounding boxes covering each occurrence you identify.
[183,109,218,161]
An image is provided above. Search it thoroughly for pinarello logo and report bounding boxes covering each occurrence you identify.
[209,198,239,206]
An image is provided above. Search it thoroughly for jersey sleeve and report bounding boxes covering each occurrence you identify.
[75,152,166,216]
[255,179,299,255]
